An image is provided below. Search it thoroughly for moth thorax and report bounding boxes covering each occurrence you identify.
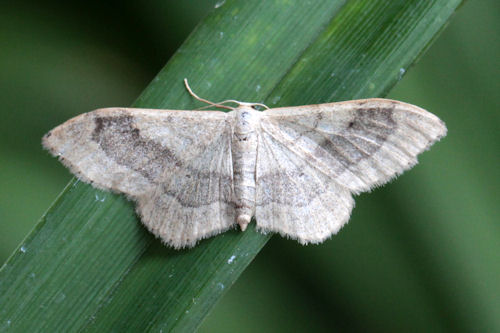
[233,107,260,135]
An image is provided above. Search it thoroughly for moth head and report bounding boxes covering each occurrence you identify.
[236,101,269,111]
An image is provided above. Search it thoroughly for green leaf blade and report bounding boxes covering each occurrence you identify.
[0,0,463,331]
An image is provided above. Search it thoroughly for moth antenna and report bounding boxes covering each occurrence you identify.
[195,101,234,111]
[184,78,235,110]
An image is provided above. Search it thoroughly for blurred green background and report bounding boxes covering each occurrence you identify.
[0,0,498,332]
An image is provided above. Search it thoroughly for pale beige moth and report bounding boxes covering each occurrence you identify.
[43,80,446,248]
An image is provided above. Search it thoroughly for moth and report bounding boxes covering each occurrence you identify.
[43,79,446,248]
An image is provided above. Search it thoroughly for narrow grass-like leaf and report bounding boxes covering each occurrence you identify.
[0,0,463,331]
